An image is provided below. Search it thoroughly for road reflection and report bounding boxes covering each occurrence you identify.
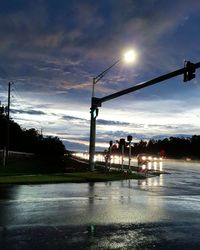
[139,161,163,172]
[138,175,164,187]
[1,160,200,227]
[0,185,20,200]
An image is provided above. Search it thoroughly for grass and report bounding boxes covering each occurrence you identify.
[0,156,145,184]
[0,172,145,184]
[0,157,65,175]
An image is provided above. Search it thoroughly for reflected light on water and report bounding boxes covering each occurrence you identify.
[147,162,152,170]
[146,161,163,171]
[138,174,164,187]
[159,162,163,171]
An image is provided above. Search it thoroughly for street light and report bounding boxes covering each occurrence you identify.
[124,50,137,63]
[89,49,137,171]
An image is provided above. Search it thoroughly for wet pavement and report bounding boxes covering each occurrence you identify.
[0,159,200,249]
[1,223,200,250]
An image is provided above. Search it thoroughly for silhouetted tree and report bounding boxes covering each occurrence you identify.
[22,128,40,153]
[0,116,66,164]
[36,136,65,158]
[110,135,200,159]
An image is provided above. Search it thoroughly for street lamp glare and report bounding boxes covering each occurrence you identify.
[123,50,137,63]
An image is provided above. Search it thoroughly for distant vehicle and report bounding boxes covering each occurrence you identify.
[137,154,163,165]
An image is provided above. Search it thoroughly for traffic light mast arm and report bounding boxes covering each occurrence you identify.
[96,61,200,106]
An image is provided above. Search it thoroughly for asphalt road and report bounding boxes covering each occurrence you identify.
[0,159,200,249]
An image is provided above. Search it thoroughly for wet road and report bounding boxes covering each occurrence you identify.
[0,159,200,249]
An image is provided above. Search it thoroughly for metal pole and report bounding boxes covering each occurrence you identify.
[109,140,113,169]
[89,79,96,171]
[4,82,11,166]
[92,78,95,98]
[89,98,96,171]
[89,60,121,171]
[121,145,124,170]
[128,142,131,170]
[127,135,132,171]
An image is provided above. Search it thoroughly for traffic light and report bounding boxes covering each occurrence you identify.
[119,138,126,145]
[184,61,196,82]
[90,107,99,118]
[127,135,132,142]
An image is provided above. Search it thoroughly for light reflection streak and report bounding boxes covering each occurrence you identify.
[138,174,164,187]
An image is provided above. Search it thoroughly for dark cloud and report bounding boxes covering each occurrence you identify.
[11,108,45,115]
[63,140,88,152]
[61,115,132,127]
[97,131,147,141]
[97,119,130,126]
[63,140,106,152]
[148,124,180,129]
[0,0,199,97]
[62,115,86,121]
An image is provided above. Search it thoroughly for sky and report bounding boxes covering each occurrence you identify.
[0,0,200,151]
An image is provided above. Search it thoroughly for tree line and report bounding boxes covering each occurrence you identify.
[2,109,200,161]
[0,112,66,160]
[109,136,200,159]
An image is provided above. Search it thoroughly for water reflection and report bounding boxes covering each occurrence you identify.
[0,185,21,225]
[87,224,96,236]
[138,175,164,187]
[142,161,163,171]
[1,160,200,226]
[88,182,95,205]
[0,186,20,200]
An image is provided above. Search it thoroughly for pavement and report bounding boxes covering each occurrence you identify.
[1,223,200,250]
[1,160,200,249]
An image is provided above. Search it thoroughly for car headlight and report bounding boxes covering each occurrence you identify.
[142,165,146,170]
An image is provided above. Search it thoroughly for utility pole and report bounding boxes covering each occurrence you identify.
[4,82,11,166]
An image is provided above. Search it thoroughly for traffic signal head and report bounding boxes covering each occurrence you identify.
[184,61,196,82]
[119,138,126,145]
[127,135,132,142]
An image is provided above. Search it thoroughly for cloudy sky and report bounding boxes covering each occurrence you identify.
[0,0,200,151]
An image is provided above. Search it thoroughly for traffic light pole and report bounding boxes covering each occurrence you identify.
[89,61,200,171]
[89,98,97,171]
[89,60,120,171]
